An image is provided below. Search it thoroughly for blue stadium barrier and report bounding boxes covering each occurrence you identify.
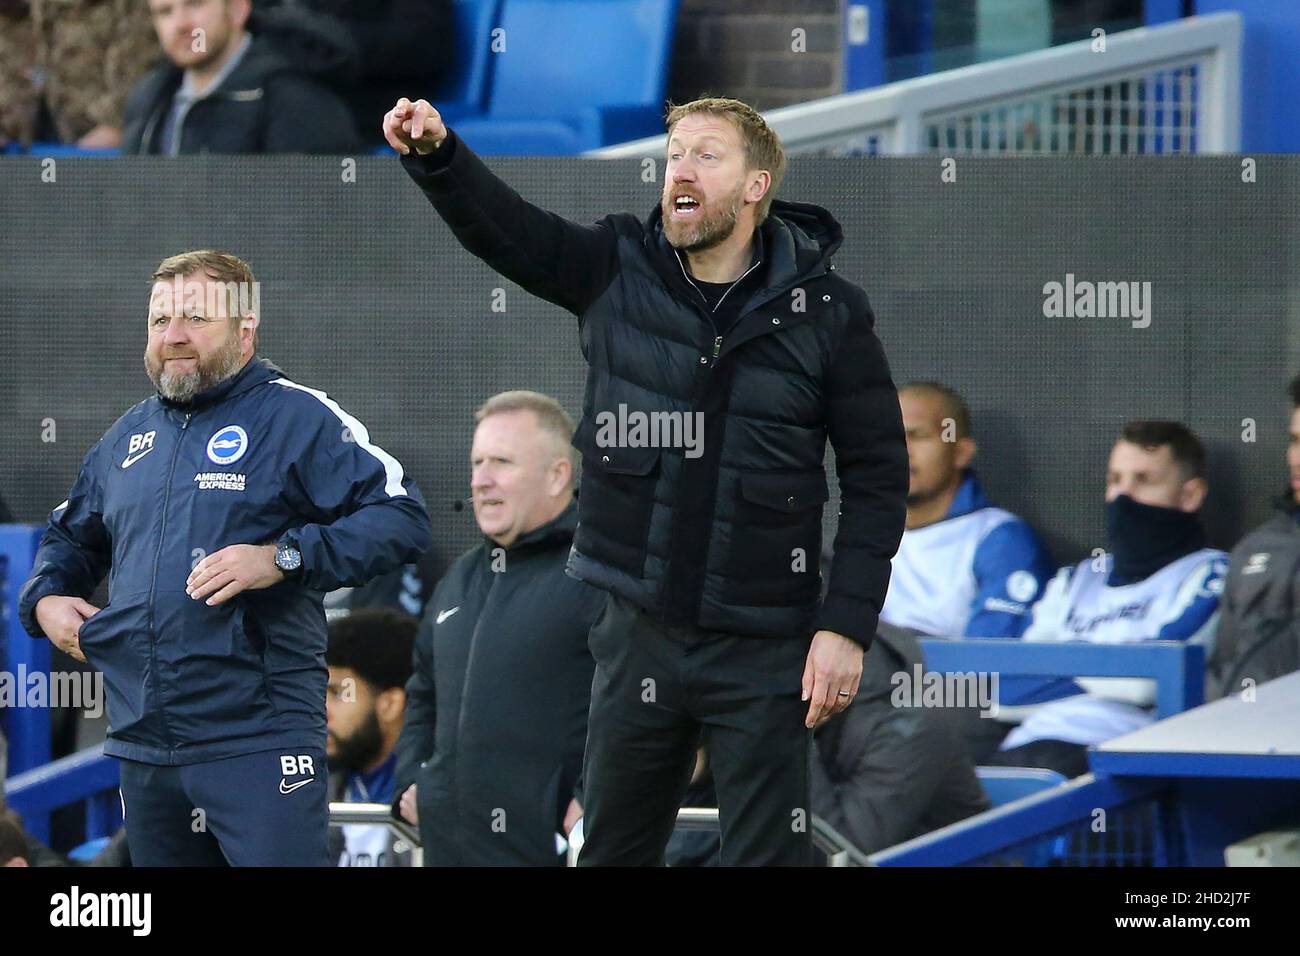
[975,766,1069,866]
[5,745,120,846]
[918,638,1205,719]
[871,772,1173,866]
[870,641,1208,866]
[1,524,50,775]
[26,143,121,158]
[977,766,1067,806]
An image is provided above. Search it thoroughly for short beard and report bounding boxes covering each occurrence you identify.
[663,182,745,254]
[328,708,386,774]
[145,324,245,403]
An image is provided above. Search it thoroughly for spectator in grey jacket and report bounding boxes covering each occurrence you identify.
[1211,373,1300,697]
[667,624,990,863]
[810,624,990,853]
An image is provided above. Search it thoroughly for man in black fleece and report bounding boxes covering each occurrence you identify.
[393,391,604,865]
[382,95,908,866]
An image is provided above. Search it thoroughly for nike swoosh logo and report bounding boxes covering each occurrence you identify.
[436,607,460,624]
[279,778,314,794]
[121,446,156,469]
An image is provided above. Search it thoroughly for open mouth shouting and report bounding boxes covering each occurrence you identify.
[671,194,703,219]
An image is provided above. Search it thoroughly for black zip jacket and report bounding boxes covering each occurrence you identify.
[399,129,908,646]
[394,500,605,865]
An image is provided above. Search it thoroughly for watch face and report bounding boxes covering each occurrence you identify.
[277,545,302,572]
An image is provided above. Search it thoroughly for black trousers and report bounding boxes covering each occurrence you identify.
[578,593,813,866]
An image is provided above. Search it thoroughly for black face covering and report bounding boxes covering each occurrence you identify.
[1106,494,1207,586]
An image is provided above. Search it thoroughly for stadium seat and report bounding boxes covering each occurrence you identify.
[437,0,506,127]
[976,766,1067,806]
[449,0,679,155]
[67,836,112,862]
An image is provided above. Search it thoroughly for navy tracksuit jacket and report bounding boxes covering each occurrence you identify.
[18,356,431,766]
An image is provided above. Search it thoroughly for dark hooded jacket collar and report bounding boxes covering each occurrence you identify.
[642,197,845,308]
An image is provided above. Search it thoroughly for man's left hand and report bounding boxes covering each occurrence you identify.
[187,544,284,605]
[801,630,864,729]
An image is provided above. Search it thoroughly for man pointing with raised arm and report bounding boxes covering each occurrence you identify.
[383,96,907,866]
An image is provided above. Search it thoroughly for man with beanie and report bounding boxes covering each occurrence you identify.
[989,421,1227,777]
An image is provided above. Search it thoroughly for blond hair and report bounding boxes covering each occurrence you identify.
[665,96,787,224]
[475,390,578,485]
[151,250,258,347]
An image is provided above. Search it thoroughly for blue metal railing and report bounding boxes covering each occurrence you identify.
[919,638,1205,718]
[870,772,1172,866]
[5,745,120,846]
[872,640,1207,866]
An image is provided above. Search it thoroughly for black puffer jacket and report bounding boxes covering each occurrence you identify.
[122,33,360,154]
[401,129,908,645]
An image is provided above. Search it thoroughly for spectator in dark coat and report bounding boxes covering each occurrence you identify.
[0,808,31,866]
[258,0,454,146]
[1211,373,1300,697]
[123,0,360,154]
[394,391,605,865]
[667,623,990,863]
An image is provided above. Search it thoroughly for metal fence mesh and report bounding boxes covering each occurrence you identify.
[964,799,1170,867]
[924,62,1201,155]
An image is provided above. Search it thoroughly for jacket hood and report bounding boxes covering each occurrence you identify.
[157,355,285,410]
[645,196,845,295]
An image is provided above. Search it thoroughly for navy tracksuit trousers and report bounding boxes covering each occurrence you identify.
[118,747,329,867]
